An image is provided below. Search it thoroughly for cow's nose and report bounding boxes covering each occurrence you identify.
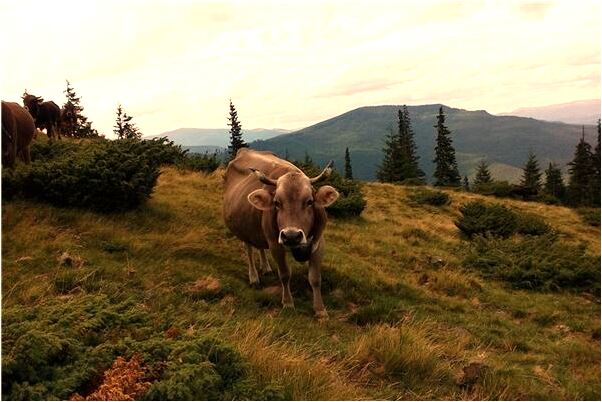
[279,229,304,246]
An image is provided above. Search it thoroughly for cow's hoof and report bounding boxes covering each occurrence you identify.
[249,277,260,287]
[315,310,329,320]
[282,301,295,309]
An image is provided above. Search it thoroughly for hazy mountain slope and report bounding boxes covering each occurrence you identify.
[252,104,597,182]
[499,99,601,125]
[147,128,290,147]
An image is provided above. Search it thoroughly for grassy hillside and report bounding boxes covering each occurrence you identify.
[2,168,600,400]
[146,128,290,147]
[252,105,597,181]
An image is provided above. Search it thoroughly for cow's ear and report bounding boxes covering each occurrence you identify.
[315,185,339,207]
[248,189,273,210]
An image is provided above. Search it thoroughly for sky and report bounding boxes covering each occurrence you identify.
[1,0,600,138]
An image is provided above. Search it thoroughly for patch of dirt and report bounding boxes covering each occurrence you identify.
[187,275,222,297]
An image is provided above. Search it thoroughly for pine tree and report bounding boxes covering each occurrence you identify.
[544,162,565,200]
[567,128,596,206]
[376,128,403,182]
[227,100,247,161]
[344,147,353,180]
[594,119,601,205]
[473,160,493,186]
[399,105,424,181]
[432,107,461,186]
[463,175,470,191]
[520,151,542,196]
[113,104,141,140]
[62,80,98,138]
[284,148,290,161]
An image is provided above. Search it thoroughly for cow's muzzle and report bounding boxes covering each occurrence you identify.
[278,227,307,247]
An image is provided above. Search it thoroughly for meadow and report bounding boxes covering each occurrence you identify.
[2,166,600,400]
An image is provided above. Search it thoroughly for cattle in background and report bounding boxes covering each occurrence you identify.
[22,92,61,140]
[223,149,339,318]
[2,101,35,167]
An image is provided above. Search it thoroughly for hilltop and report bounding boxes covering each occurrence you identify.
[499,99,601,125]
[146,128,290,147]
[2,167,599,400]
[252,104,597,181]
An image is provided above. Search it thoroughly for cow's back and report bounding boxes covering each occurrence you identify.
[4,102,34,152]
[223,148,300,248]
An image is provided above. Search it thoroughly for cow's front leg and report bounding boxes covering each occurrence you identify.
[309,239,327,318]
[245,243,259,285]
[271,246,294,308]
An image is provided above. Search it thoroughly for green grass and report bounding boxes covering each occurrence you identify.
[2,167,600,400]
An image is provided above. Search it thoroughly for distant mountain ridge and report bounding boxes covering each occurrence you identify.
[499,99,600,125]
[147,128,290,147]
[251,104,598,182]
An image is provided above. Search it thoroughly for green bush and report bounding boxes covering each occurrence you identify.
[464,234,600,294]
[2,139,175,212]
[455,201,517,238]
[177,152,221,173]
[408,189,451,206]
[576,208,600,227]
[472,181,515,198]
[1,295,282,401]
[515,212,552,236]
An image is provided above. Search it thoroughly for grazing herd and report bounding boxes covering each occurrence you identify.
[1,92,66,167]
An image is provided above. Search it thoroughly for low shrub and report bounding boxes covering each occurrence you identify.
[455,201,517,238]
[472,181,515,198]
[408,189,451,206]
[515,212,551,236]
[177,152,221,173]
[576,208,600,227]
[464,234,600,294]
[2,139,181,212]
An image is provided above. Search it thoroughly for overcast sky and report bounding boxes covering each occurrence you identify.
[1,0,599,138]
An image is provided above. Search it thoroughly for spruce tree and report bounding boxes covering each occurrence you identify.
[62,80,98,138]
[544,162,565,200]
[473,160,493,186]
[344,147,353,180]
[399,105,424,181]
[432,106,461,186]
[227,100,247,161]
[113,104,141,140]
[594,119,601,205]
[377,128,402,182]
[520,151,542,196]
[567,129,596,206]
[463,175,470,191]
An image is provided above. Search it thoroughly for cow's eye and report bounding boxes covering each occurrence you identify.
[306,199,314,207]
[274,200,282,209]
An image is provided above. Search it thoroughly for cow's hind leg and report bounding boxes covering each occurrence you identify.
[259,249,272,273]
[245,243,260,286]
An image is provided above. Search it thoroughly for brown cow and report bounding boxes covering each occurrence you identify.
[22,93,61,140]
[223,149,339,318]
[1,101,35,167]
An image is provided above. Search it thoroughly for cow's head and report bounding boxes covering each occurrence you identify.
[247,162,339,249]
[22,94,42,118]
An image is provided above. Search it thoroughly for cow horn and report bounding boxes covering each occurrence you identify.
[309,160,334,183]
[250,168,277,186]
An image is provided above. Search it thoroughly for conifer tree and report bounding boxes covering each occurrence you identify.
[62,80,98,138]
[284,148,289,161]
[544,162,565,200]
[520,151,542,196]
[463,175,470,191]
[473,160,493,186]
[594,119,601,205]
[227,100,247,161]
[376,128,402,182]
[567,128,596,206]
[113,104,141,140]
[433,107,461,186]
[344,147,353,180]
[399,105,424,181]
